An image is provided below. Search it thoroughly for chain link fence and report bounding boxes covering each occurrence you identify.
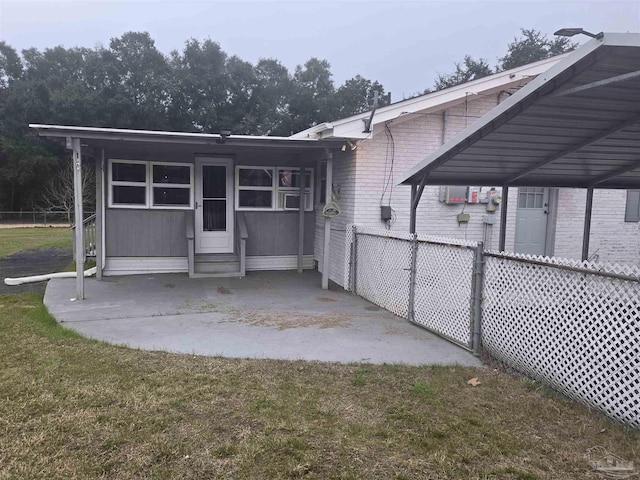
[0,211,71,226]
[346,226,640,428]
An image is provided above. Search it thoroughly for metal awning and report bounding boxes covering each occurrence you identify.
[399,33,640,190]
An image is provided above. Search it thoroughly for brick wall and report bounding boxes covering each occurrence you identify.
[555,189,640,265]
[351,93,515,253]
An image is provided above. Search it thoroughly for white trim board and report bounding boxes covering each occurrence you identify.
[246,255,314,271]
[104,257,188,276]
[103,255,313,275]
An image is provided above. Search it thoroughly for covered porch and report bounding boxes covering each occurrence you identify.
[30,125,344,299]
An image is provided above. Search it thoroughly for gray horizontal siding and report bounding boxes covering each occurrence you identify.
[244,212,315,256]
[106,209,188,257]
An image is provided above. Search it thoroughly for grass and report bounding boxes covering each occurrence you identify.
[0,227,72,257]
[1,292,638,479]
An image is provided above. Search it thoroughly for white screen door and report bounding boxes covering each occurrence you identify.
[195,157,234,254]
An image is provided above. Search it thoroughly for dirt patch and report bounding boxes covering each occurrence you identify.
[228,308,352,330]
[315,296,337,302]
[217,286,233,295]
[365,305,381,311]
[0,247,72,295]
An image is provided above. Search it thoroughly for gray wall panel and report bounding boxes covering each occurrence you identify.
[245,212,315,256]
[106,209,188,257]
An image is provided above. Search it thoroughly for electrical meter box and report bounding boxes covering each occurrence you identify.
[439,186,467,204]
[467,186,481,204]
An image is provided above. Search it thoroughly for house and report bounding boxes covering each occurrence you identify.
[31,32,640,299]
[29,126,348,297]
[293,36,640,288]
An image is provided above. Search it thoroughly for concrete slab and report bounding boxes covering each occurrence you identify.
[44,271,481,366]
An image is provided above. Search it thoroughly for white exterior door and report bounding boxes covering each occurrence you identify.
[195,157,234,254]
[514,187,549,255]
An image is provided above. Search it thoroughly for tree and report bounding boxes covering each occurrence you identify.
[499,29,577,70]
[40,157,95,223]
[433,55,493,91]
[334,75,388,118]
[251,58,292,135]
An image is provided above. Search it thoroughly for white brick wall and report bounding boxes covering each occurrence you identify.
[318,91,640,288]
[555,189,640,265]
[351,94,516,251]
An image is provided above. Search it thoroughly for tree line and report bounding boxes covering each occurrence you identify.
[0,28,575,213]
[0,31,388,212]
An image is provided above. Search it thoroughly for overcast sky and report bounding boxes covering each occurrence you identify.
[1,0,639,99]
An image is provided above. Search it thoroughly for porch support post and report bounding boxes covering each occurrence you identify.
[72,137,84,300]
[297,161,305,273]
[321,152,333,290]
[498,186,509,252]
[582,187,594,261]
[95,148,104,280]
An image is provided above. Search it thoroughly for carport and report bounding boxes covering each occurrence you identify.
[399,32,640,260]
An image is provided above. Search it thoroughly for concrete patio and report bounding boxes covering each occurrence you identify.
[44,270,480,366]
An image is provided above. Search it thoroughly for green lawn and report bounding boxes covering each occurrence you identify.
[0,227,72,257]
[0,292,637,479]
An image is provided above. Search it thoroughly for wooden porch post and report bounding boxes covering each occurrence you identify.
[321,152,333,290]
[297,160,305,273]
[71,137,84,300]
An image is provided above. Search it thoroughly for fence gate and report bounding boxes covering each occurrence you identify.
[348,226,479,350]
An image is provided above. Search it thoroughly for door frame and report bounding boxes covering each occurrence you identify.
[194,157,234,254]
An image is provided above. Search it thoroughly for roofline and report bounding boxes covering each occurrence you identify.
[398,32,640,185]
[29,124,341,149]
[290,53,569,140]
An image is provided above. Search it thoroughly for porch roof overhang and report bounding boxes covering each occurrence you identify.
[398,33,640,190]
[29,124,343,153]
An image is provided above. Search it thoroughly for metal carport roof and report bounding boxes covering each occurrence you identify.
[399,32,640,190]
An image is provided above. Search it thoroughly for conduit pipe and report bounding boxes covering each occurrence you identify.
[4,267,97,286]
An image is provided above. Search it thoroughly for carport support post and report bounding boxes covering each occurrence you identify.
[582,187,594,261]
[321,152,333,290]
[71,137,84,300]
[499,186,509,252]
[471,241,485,355]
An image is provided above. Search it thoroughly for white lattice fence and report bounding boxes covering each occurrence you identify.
[353,229,412,318]
[413,241,476,348]
[483,252,640,428]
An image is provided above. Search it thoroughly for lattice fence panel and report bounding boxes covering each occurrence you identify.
[354,232,411,318]
[413,242,476,348]
[483,254,640,429]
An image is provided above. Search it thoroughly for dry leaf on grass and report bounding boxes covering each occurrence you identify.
[467,377,482,387]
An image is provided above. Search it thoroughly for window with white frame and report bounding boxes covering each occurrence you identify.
[108,159,193,209]
[151,163,193,208]
[236,166,275,210]
[235,166,314,211]
[277,167,314,211]
[109,160,148,208]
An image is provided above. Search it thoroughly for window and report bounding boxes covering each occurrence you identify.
[235,165,314,211]
[277,167,314,211]
[236,166,275,210]
[109,160,148,208]
[108,160,193,209]
[625,190,640,222]
[151,163,193,208]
